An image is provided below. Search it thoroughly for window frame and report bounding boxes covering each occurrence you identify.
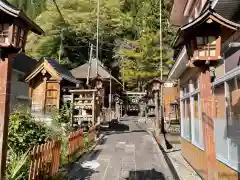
[212,60,240,172]
[192,36,221,61]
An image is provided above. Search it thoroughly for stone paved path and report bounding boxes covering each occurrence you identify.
[66,116,176,180]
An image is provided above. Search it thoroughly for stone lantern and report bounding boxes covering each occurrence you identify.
[144,78,165,136]
[0,1,43,178]
[114,94,120,121]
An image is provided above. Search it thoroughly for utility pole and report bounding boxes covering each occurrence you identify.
[58,29,63,63]
[87,44,93,85]
[159,0,164,135]
[52,0,68,64]
[96,0,100,75]
[109,69,112,108]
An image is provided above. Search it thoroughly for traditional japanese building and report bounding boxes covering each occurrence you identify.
[71,58,122,107]
[169,0,240,179]
[25,57,81,117]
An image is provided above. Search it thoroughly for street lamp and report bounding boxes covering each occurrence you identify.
[0,1,43,178]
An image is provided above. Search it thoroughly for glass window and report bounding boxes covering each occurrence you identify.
[196,36,217,58]
[193,95,200,144]
[225,76,240,170]
[214,84,228,161]
[196,37,204,45]
[184,98,191,140]
[19,29,25,47]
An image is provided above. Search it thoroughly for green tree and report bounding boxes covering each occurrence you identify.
[25,0,133,69]
[116,0,176,90]
[8,0,47,19]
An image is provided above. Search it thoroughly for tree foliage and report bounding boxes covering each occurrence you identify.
[12,0,176,90]
[8,0,47,19]
[25,0,133,70]
[8,108,51,154]
[115,0,176,90]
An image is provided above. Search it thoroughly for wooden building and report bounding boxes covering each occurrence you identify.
[71,58,122,107]
[162,81,179,121]
[25,57,80,116]
[169,0,240,179]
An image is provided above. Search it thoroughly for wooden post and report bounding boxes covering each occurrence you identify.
[199,69,217,180]
[43,77,47,114]
[0,53,13,179]
[56,81,61,109]
[155,91,160,136]
[70,93,74,127]
[92,91,96,125]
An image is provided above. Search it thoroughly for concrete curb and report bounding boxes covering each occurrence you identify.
[146,129,182,180]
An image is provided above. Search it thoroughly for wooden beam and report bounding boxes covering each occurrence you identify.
[43,77,47,114]
[56,82,61,109]
[69,89,97,93]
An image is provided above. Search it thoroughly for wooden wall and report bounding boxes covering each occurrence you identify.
[181,138,239,180]
[45,81,60,113]
[31,75,45,112]
[163,86,179,117]
[30,73,60,114]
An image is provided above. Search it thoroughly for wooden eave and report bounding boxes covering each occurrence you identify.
[172,9,240,48]
[143,78,165,90]
[0,1,43,35]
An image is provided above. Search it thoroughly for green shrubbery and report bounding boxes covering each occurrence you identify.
[7,107,52,180]
[6,102,79,179]
[8,108,50,154]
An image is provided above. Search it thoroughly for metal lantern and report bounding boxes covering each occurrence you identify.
[0,23,28,49]
[151,78,164,92]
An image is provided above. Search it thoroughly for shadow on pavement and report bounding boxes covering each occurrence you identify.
[157,134,181,180]
[100,120,130,132]
[66,167,99,180]
[126,168,166,180]
[64,149,102,180]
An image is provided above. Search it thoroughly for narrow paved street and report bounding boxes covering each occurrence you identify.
[66,117,176,180]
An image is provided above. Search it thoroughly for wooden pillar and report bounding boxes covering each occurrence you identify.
[199,69,217,180]
[56,82,61,109]
[0,53,13,179]
[43,77,47,114]
[92,91,96,125]
[155,91,160,136]
[70,93,74,127]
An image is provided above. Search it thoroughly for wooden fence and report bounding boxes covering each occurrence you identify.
[67,129,84,159]
[28,127,99,179]
[28,140,61,180]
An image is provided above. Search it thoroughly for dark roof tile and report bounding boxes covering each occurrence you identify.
[13,53,37,74]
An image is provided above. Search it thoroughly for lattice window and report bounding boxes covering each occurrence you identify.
[0,23,9,44]
[196,36,217,58]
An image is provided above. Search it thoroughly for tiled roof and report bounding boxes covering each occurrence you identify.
[43,58,79,84]
[13,53,38,74]
[71,58,121,85]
